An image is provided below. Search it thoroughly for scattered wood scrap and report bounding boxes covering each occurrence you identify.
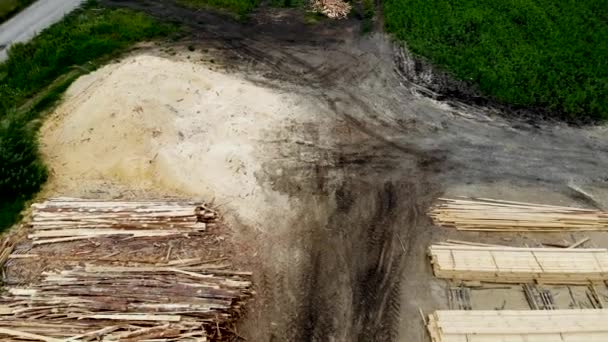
[29,198,217,244]
[311,0,351,19]
[0,322,206,341]
[447,287,471,310]
[427,309,608,342]
[429,244,608,284]
[439,239,508,247]
[0,232,21,269]
[0,262,252,341]
[430,197,608,232]
[587,284,605,309]
[523,284,556,310]
[568,182,604,210]
[568,237,590,249]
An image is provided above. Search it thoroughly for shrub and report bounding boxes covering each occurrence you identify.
[0,3,175,231]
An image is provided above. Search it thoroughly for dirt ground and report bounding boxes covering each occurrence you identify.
[33,0,608,341]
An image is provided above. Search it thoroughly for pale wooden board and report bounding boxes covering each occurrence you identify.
[430,198,608,232]
[429,245,608,284]
[429,310,608,342]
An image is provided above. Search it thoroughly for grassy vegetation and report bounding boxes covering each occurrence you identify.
[0,0,35,24]
[177,0,259,17]
[0,1,175,230]
[384,0,608,121]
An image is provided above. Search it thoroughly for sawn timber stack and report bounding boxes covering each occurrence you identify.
[430,197,608,232]
[427,309,608,342]
[429,244,608,284]
[29,198,217,244]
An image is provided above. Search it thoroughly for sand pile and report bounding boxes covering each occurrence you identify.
[40,54,318,229]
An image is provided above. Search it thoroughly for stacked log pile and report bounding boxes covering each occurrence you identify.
[429,244,608,284]
[0,261,252,341]
[0,322,207,341]
[430,197,608,232]
[29,198,217,245]
[0,197,252,341]
[427,309,608,342]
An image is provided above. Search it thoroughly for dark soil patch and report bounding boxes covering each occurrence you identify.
[87,2,608,341]
[97,2,444,340]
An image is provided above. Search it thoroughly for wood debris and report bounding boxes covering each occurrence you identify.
[439,239,507,247]
[429,244,608,284]
[430,197,608,232]
[311,0,351,19]
[447,287,471,310]
[568,237,590,248]
[0,232,21,269]
[427,309,608,342]
[0,198,251,341]
[28,198,217,243]
[0,262,251,341]
[523,284,556,310]
[587,284,604,309]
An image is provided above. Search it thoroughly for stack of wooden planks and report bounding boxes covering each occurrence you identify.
[0,261,252,341]
[430,197,608,232]
[429,244,608,284]
[29,198,218,245]
[427,309,608,342]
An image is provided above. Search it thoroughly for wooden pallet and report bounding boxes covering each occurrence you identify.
[430,197,608,232]
[428,309,608,342]
[429,245,608,284]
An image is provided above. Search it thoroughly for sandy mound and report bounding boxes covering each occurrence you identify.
[40,54,318,229]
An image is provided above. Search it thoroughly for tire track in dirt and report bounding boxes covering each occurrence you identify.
[96,2,608,341]
[236,112,440,341]
[97,3,443,341]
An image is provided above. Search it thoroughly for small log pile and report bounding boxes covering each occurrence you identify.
[29,198,218,245]
[311,0,351,19]
[430,197,608,232]
[0,262,252,341]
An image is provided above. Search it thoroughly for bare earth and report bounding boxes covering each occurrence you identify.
[41,54,303,231]
[36,1,608,340]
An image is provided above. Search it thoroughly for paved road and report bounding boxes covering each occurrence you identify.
[0,0,85,61]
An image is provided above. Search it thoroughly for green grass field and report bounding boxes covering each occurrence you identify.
[0,2,175,231]
[384,0,607,121]
[0,0,35,23]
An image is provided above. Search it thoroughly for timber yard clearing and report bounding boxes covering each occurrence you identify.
[1,0,608,341]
